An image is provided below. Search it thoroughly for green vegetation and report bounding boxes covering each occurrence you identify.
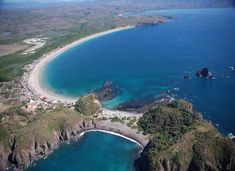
[0,107,84,150]
[127,117,137,127]
[0,106,94,170]
[0,25,107,81]
[74,94,100,116]
[110,116,125,124]
[136,100,235,171]
[138,100,199,136]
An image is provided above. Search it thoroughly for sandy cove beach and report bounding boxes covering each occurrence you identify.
[27,26,134,104]
[83,121,149,147]
[101,107,143,119]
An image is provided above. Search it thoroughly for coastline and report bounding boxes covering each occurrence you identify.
[27,26,135,104]
[95,120,148,147]
[81,129,144,148]
[26,125,147,170]
[27,120,148,170]
[20,26,150,170]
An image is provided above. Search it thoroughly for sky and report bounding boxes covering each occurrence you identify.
[0,0,89,3]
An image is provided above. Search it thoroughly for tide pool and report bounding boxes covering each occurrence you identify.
[43,8,235,134]
[27,131,142,171]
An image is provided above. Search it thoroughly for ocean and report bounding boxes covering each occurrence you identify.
[26,7,235,171]
[44,8,235,134]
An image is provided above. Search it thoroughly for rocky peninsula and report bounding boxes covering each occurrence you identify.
[135,100,235,171]
[0,94,148,171]
[1,95,234,171]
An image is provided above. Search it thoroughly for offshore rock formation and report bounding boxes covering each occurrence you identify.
[135,100,235,171]
[196,68,215,79]
[94,81,122,101]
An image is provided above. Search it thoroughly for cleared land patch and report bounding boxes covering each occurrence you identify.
[0,44,28,57]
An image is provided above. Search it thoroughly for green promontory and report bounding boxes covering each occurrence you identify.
[0,108,94,170]
[74,94,100,116]
[136,100,235,171]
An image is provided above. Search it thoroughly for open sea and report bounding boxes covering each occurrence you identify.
[39,8,235,171]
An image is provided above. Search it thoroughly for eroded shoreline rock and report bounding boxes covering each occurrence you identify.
[94,81,122,101]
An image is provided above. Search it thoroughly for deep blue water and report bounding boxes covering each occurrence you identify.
[27,131,142,171]
[44,8,235,134]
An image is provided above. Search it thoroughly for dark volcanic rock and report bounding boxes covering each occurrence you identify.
[94,81,122,101]
[201,68,209,77]
[196,67,215,79]
[116,97,156,112]
[196,67,209,77]
[116,96,172,113]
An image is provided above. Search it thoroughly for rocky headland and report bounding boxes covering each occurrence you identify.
[135,100,235,171]
[1,95,234,171]
[0,94,147,171]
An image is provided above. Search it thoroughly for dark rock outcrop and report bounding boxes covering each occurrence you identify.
[116,96,174,113]
[94,81,122,101]
[196,68,215,79]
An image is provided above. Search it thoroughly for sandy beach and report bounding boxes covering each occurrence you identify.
[101,107,143,118]
[82,129,145,148]
[82,120,149,147]
[27,26,134,103]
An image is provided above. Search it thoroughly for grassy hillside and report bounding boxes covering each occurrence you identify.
[0,95,100,170]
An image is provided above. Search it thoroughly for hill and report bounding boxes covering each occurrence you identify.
[135,100,235,171]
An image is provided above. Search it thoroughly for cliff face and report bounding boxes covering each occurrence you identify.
[135,100,235,171]
[1,110,95,170]
[1,98,235,171]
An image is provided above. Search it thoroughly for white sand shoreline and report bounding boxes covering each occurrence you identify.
[81,129,144,148]
[27,26,135,103]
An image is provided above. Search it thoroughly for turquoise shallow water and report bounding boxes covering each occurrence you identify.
[27,131,142,171]
[44,8,235,134]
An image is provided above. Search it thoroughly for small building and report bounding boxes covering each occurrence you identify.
[25,102,38,112]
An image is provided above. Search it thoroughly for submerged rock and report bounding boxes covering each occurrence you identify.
[183,75,191,80]
[94,81,122,101]
[116,96,172,113]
